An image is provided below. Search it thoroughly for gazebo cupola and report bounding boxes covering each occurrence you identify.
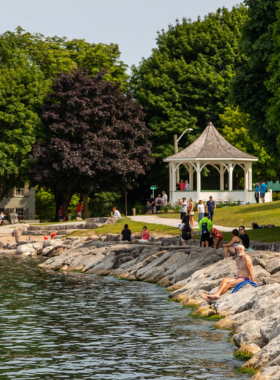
[163,122,269,204]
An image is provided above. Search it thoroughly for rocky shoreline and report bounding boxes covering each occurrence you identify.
[3,234,280,379]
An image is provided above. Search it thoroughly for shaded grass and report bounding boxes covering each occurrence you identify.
[67,216,180,237]
[157,201,280,228]
[192,227,280,243]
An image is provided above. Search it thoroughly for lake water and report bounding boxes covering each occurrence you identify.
[0,255,250,379]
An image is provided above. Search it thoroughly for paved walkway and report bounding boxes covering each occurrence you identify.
[130,215,235,232]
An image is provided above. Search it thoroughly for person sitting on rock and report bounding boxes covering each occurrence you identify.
[222,229,242,258]
[121,224,132,242]
[111,207,121,219]
[200,245,255,302]
[50,231,57,239]
[134,226,150,242]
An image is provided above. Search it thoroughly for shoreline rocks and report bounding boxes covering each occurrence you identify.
[2,234,280,379]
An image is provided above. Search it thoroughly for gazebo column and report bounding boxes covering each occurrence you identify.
[248,163,252,190]
[196,161,201,201]
[169,163,173,203]
[172,162,176,203]
[228,162,233,191]
[189,165,194,190]
[220,164,224,191]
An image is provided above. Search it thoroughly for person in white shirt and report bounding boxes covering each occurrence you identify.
[0,211,3,225]
[184,180,190,191]
[162,191,168,205]
[112,207,121,219]
[178,197,188,219]
[197,200,205,224]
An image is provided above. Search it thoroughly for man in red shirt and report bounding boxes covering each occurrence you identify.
[77,201,82,218]
[134,226,150,242]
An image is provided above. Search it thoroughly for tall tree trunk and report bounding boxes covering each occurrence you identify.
[83,193,89,219]
[55,192,73,221]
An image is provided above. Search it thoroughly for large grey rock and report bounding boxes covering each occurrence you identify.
[9,213,18,224]
[16,244,37,255]
[265,258,280,275]
[43,239,63,248]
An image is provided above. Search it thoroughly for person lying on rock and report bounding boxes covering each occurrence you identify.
[200,245,255,302]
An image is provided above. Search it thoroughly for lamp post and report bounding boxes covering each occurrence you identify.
[124,190,128,216]
[174,128,193,182]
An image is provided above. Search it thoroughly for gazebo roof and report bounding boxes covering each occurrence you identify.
[164,122,258,161]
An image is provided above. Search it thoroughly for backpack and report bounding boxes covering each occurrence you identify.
[182,223,192,240]
[201,221,208,234]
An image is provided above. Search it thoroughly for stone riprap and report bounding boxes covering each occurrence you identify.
[2,235,280,379]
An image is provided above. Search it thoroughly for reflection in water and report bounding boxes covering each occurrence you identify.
[0,255,250,379]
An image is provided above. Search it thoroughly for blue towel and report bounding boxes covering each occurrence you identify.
[232,279,258,293]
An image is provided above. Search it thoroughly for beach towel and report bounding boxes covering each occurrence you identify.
[232,279,258,293]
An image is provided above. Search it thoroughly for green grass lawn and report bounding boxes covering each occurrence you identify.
[68,216,180,237]
[157,201,280,228]
[194,227,280,243]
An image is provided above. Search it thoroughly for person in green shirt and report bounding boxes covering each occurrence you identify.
[199,212,213,248]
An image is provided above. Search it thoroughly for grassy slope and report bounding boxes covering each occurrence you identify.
[157,201,280,228]
[68,216,180,237]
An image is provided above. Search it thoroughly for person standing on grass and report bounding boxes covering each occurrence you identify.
[197,200,205,224]
[178,197,188,219]
[155,194,163,212]
[147,195,155,214]
[199,212,213,248]
[260,181,267,203]
[206,196,216,221]
[179,215,193,246]
[188,198,194,228]
[77,201,83,218]
[254,183,260,203]
[162,191,168,206]
[239,226,250,249]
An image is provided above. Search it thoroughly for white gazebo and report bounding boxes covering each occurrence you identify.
[164,122,272,204]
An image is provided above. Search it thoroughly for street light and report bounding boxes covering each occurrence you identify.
[174,128,193,182]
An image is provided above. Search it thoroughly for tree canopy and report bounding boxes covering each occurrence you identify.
[0,53,48,199]
[130,5,248,164]
[30,69,154,217]
[231,0,280,155]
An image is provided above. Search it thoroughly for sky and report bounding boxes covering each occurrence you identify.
[1,0,242,72]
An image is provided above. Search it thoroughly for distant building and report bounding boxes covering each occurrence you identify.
[0,185,35,221]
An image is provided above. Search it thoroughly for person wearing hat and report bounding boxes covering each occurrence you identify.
[178,197,188,220]
[206,196,216,221]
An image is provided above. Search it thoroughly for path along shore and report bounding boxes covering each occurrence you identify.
[2,232,278,380]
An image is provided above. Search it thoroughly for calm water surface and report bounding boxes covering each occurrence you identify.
[0,255,250,380]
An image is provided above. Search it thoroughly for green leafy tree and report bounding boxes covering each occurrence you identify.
[231,0,279,154]
[0,53,48,200]
[219,107,278,184]
[130,5,247,189]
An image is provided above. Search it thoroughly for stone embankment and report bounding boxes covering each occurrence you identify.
[2,233,280,379]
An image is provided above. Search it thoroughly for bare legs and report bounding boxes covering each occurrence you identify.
[201,241,209,248]
[214,238,223,249]
[223,246,236,258]
[200,277,243,301]
[189,215,194,228]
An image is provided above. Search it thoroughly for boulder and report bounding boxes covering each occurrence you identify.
[32,242,44,254]
[9,213,18,224]
[265,258,280,275]
[43,239,63,248]
[16,244,37,255]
